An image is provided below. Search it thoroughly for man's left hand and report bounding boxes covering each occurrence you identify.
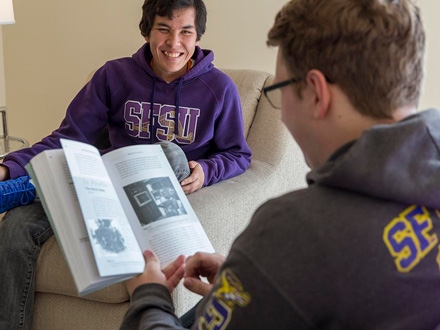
[125,250,185,296]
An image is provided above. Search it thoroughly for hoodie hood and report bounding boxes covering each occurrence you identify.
[307,109,440,209]
[131,43,214,142]
[132,43,214,82]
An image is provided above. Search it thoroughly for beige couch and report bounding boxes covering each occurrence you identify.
[30,69,309,329]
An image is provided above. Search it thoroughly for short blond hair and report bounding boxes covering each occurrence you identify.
[267,0,425,118]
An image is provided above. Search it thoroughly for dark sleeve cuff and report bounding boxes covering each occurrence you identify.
[131,283,174,313]
[120,283,185,330]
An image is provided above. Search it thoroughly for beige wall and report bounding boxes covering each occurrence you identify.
[419,0,440,111]
[1,0,439,144]
[0,29,5,108]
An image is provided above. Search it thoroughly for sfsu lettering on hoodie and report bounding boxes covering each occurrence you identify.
[383,205,440,273]
[125,101,200,144]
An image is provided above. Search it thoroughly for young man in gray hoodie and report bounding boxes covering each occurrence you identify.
[120,0,440,329]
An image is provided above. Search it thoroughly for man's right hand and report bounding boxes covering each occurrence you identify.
[183,252,226,297]
[0,165,10,181]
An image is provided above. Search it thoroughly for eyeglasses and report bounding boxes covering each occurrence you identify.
[263,75,333,109]
[263,77,301,109]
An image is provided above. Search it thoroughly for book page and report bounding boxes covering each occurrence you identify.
[60,138,145,277]
[102,144,214,267]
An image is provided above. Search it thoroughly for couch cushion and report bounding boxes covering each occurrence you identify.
[222,69,271,138]
[36,235,129,304]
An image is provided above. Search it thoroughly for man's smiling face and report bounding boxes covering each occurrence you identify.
[145,7,199,82]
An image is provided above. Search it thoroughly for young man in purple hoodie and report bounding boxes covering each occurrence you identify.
[0,0,251,328]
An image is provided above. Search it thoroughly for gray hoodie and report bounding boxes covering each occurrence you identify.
[121,109,440,330]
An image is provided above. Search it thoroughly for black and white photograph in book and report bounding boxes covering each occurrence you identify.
[90,218,126,254]
[123,177,187,226]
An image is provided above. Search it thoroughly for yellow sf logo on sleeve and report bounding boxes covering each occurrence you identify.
[197,268,251,330]
[383,205,439,273]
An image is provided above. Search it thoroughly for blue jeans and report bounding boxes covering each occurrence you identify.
[0,141,189,329]
[0,202,53,330]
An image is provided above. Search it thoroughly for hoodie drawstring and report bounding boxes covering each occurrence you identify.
[174,78,184,136]
[149,77,157,144]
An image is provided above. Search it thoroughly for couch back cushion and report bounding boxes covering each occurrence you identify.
[222,69,272,138]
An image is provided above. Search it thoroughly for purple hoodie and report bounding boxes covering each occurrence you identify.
[3,44,252,186]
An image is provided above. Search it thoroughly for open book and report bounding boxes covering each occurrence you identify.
[26,138,214,296]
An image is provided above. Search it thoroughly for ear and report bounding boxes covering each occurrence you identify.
[144,36,149,43]
[305,70,331,119]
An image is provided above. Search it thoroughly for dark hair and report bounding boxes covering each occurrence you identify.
[267,0,425,118]
[139,0,207,41]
